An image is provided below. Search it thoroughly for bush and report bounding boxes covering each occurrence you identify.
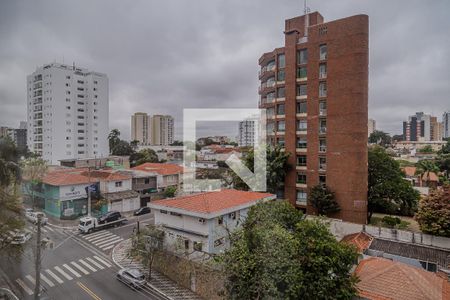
[382,216,401,228]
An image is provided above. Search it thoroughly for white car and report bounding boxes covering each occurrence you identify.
[25,212,48,225]
[10,230,33,245]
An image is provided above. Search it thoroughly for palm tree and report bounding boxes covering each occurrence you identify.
[415,160,440,187]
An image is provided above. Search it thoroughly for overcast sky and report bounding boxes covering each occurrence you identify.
[1,0,449,140]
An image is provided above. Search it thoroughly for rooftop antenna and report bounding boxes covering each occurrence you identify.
[303,0,310,37]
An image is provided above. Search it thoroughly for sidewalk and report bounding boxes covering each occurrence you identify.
[112,239,202,300]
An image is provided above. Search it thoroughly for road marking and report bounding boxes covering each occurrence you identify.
[46,226,54,232]
[45,269,64,284]
[54,266,73,280]
[93,256,112,268]
[85,233,116,243]
[83,231,109,239]
[96,237,122,247]
[101,244,115,251]
[16,278,33,295]
[77,281,102,300]
[71,261,90,275]
[98,238,123,249]
[40,273,55,287]
[25,274,36,285]
[63,264,81,278]
[86,257,104,270]
[79,259,97,272]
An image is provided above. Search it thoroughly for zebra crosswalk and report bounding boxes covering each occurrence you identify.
[80,230,124,251]
[15,256,112,296]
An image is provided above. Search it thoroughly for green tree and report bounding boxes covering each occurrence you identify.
[438,138,450,155]
[170,140,183,146]
[415,186,450,237]
[163,186,177,198]
[0,138,24,252]
[111,140,133,156]
[108,129,121,154]
[417,145,434,154]
[368,130,392,147]
[415,160,440,186]
[21,157,48,209]
[221,201,358,300]
[232,145,290,194]
[130,148,159,167]
[130,140,139,152]
[368,146,420,222]
[309,184,340,216]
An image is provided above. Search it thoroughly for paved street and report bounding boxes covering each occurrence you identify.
[0,214,159,299]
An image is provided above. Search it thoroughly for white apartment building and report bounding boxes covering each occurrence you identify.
[131,112,151,144]
[368,118,376,137]
[27,63,109,164]
[444,111,450,139]
[151,115,174,146]
[238,119,256,147]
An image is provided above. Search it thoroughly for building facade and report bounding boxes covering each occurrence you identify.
[238,119,256,147]
[368,118,376,137]
[27,63,109,164]
[151,115,174,146]
[258,12,368,224]
[131,112,151,145]
[402,112,436,141]
[443,111,450,139]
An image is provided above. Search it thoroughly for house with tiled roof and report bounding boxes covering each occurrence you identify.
[355,257,450,300]
[402,166,440,190]
[148,189,276,255]
[132,162,187,194]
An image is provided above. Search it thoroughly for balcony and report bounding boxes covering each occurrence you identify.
[319,146,327,153]
[319,109,327,116]
[319,163,327,171]
[319,127,327,134]
[296,183,307,188]
[296,199,307,206]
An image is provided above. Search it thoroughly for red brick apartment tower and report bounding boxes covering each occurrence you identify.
[258,12,368,224]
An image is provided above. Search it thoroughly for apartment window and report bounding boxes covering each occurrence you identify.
[277,70,285,81]
[77,108,84,112]
[267,122,275,133]
[66,106,71,110]
[78,144,84,147]
[66,76,71,79]
[319,139,327,152]
[297,84,307,96]
[267,92,275,101]
[160,210,168,214]
[319,101,327,116]
[297,173,306,184]
[319,82,327,97]
[77,80,84,84]
[319,63,327,79]
[115,181,122,187]
[77,101,84,105]
[66,91,71,95]
[77,94,84,98]
[319,119,327,134]
[77,87,84,91]
[319,175,326,185]
[297,67,307,79]
[78,130,85,133]
[297,49,308,64]
[277,120,285,132]
[319,44,327,60]
[78,116,85,119]
[297,190,307,201]
[277,104,285,115]
[170,212,182,217]
[65,83,69,87]
[267,107,275,118]
[78,151,84,154]
[78,136,84,140]
[94,80,98,84]
[297,101,307,114]
[218,216,223,225]
[193,242,203,252]
[277,87,285,98]
[278,54,285,68]
[297,120,307,131]
[277,137,285,147]
[66,98,70,102]
[214,238,224,247]
[297,155,307,166]
[297,137,307,148]
[319,157,327,171]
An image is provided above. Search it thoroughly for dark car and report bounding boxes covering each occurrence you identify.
[98,211,121,224]
[133,207,151,216]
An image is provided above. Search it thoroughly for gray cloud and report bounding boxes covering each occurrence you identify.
[0,0,449,139]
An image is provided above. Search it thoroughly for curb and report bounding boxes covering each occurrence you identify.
[112,239,174,300]
[47,223,78,230]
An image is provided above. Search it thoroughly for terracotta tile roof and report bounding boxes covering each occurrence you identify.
[341,232,373,253]
[42,168,130,186]
[132,163,184,175]
[80,170,130,181]
[355,257,450,300]
[421,171,439,182]
[402,166,416,177]
[150,189,275,215]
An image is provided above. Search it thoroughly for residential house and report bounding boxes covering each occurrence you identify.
[403,166,439,190]
[119,169,158,206]
[132,163,185,193]
[148,189,276,255]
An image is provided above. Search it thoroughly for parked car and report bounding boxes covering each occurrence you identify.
[25,212,48,225]
[133,207,151,216]
[98,211,121,224]
[10,230,32,245]
[116,268,146,289]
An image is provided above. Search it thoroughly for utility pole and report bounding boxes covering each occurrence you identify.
[87,166,91,217]
[34,215,42,300]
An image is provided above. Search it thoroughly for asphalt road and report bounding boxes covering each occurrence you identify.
[0,213,156,300]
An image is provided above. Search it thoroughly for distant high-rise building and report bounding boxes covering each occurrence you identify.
[27,63,109,164]
[151,115,174,146]
[443,112,450,139]
[131,112,151,145]
[0,126,9,138]
[430,116,443,141]
[19,121,27,130]
[258,12,368,224]
[238,119,256,147]
[368,119,376,137]
[403,112,433,141]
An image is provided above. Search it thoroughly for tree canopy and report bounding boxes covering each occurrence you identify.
[415,186,450,237]
[368,146,420,222]
[221,201,358,300]
[130,148,159,167]
[309,184,340,216]
[368,130,392,147]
